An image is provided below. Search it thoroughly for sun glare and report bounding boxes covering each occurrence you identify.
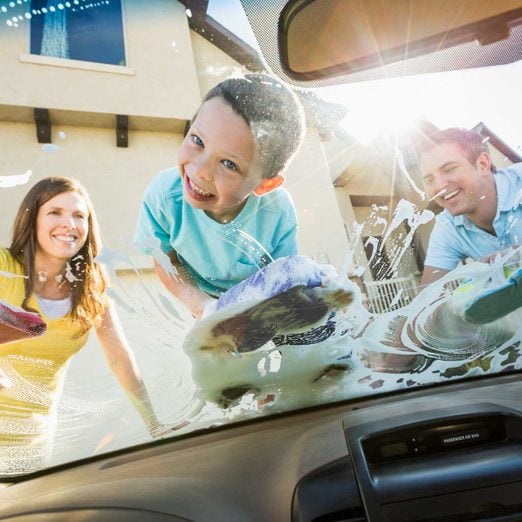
[318,61,522,152]
[336,81,425,144]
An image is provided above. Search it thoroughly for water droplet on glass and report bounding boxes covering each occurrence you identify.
[185,8,192,17]
[58,131,66,139]
[42,143,60,153]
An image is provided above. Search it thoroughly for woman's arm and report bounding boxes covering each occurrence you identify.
[154,251,214,319]
[95,303,169,437]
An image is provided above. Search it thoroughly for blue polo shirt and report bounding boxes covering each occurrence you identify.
[133,168,298,296]
[425,163,522,270]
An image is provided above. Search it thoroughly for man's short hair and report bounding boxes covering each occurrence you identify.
[419,127,496,172]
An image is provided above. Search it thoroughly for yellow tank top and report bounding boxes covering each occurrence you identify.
[0,247,89,470]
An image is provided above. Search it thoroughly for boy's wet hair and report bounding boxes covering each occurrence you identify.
[202,73,305,178]
[419,127,496,172]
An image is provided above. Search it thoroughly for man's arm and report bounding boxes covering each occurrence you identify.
[421,213,463,286]
[154,251,214,319]
[421,265,451,286]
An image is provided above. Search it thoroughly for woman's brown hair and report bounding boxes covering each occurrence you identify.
[9,177,108,333]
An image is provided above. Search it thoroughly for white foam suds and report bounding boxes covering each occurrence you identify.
[4,238,520,474]
[41,144,59,153]
[394,145,426,200]
[0,170,32,188]
[182,257,522,419]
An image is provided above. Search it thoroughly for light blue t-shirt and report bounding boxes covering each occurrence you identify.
[425,163,522,270]
[134,168,298,296]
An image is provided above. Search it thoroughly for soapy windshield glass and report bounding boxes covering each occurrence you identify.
[0,0,521,477]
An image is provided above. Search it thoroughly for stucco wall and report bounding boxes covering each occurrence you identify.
[0,4,350,273]
[189,31,248,98]
[0,121,182,267]
[286,131,350,270]
[0,0,200,120]
[0,120,352,272]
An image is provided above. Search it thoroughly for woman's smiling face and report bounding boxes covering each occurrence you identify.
[177,96,267,223]
[36,191,89,262]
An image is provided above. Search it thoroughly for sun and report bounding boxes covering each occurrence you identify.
[336,80,425,144]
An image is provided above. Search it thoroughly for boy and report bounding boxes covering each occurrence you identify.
[134,74,306,318]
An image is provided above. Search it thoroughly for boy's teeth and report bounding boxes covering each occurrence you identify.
[190,178,211,196]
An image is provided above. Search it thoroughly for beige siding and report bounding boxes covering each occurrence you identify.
[189,32,248,98]
[286,131,350,270]
[0,121,182,266]
[0,5,350,274]
[0,0,200,120]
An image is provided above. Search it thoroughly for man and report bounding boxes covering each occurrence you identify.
[420,128,522,285]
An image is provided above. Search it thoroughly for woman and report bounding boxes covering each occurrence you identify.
[0,177,167,475]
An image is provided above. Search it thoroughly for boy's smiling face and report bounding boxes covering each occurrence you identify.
[178,97,282,223]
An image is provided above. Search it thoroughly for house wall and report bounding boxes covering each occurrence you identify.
[0,5,349,271]
[339,167,394,196]
[490,148,516,171]
[189,32,247,96]
[0,0,200,120]
[286,131,350,270]
[0,121,181,266]
[0,124,349,269]
[333,190,371,280]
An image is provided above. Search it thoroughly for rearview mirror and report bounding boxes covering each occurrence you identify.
[276,0,522,82]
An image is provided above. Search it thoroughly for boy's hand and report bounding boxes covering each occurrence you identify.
[153,258,214,319]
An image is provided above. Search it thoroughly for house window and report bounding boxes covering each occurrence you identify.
[30,0,126,66]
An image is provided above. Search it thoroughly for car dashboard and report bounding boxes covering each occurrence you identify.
[0,373,521,522]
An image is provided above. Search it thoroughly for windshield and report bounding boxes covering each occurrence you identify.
[0,0,521,478]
